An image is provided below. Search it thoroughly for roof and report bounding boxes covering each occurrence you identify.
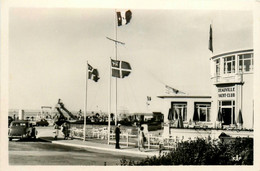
[211,49,253,60]
[11,120,30,123]
[157,95,211,99]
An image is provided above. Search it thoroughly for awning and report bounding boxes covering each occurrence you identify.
[237,110,243,124]
[177,113,184,128]
[193,109,199,122]
[217,109,223,122]
[167,108,174,120]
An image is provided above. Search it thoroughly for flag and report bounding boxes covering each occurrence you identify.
[146,96,151,106]
[116,10,132,26]
[111,59,131,78]
[88,64,100,82]
[209,24,213,52]
[165,85,179,94]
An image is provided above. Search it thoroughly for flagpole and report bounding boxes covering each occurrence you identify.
[108,57,112,144]
[83,61,88,141]
[115,9,118,126]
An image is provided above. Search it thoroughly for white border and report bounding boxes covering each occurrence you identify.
[1,0,258,171]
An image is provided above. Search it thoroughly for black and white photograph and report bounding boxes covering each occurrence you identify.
[1,0,260,170]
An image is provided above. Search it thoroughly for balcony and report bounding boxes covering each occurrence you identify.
[212,73,243,85]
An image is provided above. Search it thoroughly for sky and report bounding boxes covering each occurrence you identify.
[9,8,253,113]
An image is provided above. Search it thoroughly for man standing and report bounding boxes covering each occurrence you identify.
[115,124,121,149]
[54,123,60,140]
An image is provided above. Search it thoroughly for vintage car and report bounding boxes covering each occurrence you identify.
[36,119,49,126]
[8,120,37,141]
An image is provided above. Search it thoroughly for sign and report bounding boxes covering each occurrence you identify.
[218,86,235,99]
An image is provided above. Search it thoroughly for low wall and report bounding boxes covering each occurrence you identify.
[168,128,253,141]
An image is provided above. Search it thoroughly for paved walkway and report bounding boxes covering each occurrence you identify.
[37,127,161,157]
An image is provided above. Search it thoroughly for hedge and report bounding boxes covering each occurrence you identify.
[120,137,253,165]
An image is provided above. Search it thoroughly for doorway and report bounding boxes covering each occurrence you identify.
[222,108,231,125]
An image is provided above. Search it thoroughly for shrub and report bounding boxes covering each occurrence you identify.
[120,137,253,165]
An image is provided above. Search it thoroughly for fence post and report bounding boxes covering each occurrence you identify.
[126,132,129,147]
[148,133,150,149]
[137,129,139,149]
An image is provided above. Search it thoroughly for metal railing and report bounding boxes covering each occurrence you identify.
[70,127,186,150]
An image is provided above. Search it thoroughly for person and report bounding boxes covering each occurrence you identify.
[139,126,146,151]
[115,124,121,149]
[62,122,69,140]
[31,125,37,140]
[54,123,60,140]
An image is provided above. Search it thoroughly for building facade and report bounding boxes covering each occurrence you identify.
[210,49,254,129]
[158,95,212,138]
[159,49,254,138]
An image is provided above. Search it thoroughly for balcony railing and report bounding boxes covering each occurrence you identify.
[212,73,243,84]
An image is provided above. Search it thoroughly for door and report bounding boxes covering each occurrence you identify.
[222,108,231,125]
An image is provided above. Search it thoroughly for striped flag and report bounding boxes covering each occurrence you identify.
[116,10,132,26]
[111,59,131,78]
[209,24,213,52]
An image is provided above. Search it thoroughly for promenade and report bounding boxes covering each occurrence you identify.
[37,127,161,158]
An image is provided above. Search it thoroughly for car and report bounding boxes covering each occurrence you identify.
[8,120,37,141]
[36,119,49,126]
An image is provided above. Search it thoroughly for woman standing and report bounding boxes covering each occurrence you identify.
[139,126,146,151]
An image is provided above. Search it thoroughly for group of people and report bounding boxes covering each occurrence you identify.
[114,124,147,151]
[53,122,69,140]
[53,122,147,151]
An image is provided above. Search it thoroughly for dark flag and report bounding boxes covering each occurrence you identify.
[209,24,213,52]
[117,10,132,26]
[146,96,151,106]
[111,59,131,78]
[88,64,100,82]
[165,85,179,94]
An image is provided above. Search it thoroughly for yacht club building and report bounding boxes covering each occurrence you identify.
[210,49,254,129]
[159,49,254,139]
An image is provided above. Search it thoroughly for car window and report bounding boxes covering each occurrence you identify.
[13,123,20,126]
[13,122,28,127]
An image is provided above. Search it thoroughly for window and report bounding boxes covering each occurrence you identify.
[238,53,253,73]
[224,55,235,74]
[172,102,187,121]
[215,59,220,76]
[195,103,211,122]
